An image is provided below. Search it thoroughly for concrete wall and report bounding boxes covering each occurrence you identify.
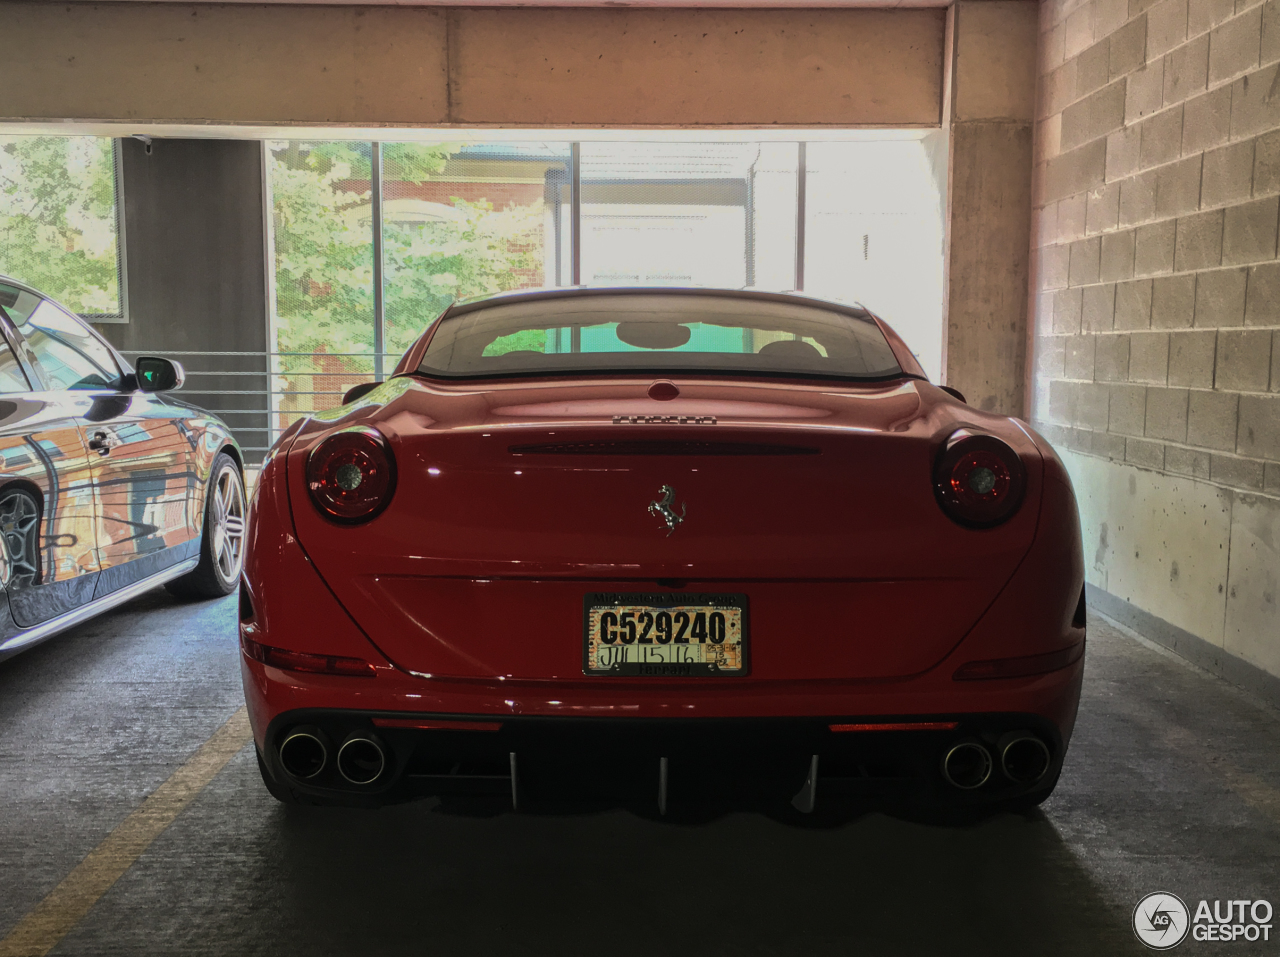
[1030,0,1280,680]
[103,138,270,460]
[942,1,1039,413]
[0,4,944,128]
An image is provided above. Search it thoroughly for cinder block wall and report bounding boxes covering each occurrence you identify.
[1031,0,1280,682]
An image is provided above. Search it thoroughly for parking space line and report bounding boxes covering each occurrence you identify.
[0,708,252,957]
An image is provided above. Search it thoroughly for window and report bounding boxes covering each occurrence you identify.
[0,282,36,393]
[0,137,124,319]
[267,140,570,435]
[0,282,39,325]
[803,140,945,380]
[418,292,902,381]
[579,142,798,291]
[18,299,121,391]
[265,135,945,441]
[381,142,571,356]
[0,337,30,394]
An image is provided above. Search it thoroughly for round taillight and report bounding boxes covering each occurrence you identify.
[933,431,1025,528]
[306,427,396,523]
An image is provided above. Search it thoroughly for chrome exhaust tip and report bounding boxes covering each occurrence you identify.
[941,740,993,790]
[337,732,387,785]
[1000,733,1051,784]
[279,726,330,780]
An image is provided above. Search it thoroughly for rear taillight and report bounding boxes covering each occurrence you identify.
[306,427,396,524]
[242,636,376,677]
[933,430,1026,528]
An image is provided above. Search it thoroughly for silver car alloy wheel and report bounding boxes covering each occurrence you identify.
[0,489,40,587]
[209,465,246,587]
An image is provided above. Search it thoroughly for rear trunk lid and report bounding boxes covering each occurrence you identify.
[285,376,1041,682]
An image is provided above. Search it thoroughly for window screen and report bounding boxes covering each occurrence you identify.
[803,140,945,381]
[0,136,124,319]
[579,142,798,292]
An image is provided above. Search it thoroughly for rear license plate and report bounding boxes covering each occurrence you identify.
[583,593,749,676]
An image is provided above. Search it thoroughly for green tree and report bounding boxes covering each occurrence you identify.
[268,141,547,435]
[0,136,120,314]
[269,141,545,364]
[383,191,545,355]
[269,142,381,360]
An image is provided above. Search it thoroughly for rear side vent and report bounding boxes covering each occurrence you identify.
[509,441,820,456]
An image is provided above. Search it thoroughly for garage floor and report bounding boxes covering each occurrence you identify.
[1,592,1278,957]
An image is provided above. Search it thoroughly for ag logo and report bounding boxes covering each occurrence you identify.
[1134,892,1190,950]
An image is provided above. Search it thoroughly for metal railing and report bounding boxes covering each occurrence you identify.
[119,349,396,464]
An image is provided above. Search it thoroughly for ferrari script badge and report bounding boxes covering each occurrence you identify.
[648,485,687,536]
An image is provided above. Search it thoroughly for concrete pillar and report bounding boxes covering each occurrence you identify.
[941,1,1039,415]
[103,139,270,462]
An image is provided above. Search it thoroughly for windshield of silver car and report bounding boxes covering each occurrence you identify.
[415,294,904,381]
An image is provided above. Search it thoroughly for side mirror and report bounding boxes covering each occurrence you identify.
[342,381,381,404]
[939,385,967,404]
[135,356,185,393]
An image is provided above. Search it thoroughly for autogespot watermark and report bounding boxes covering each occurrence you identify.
[1133,893,1274,949]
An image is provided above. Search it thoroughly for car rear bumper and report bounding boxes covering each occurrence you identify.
[244,654,1083,810]
[241,647,1085,731]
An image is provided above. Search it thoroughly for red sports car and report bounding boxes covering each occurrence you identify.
[241,288,1084,814]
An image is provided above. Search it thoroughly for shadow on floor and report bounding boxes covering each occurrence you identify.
[235,792,1135,957]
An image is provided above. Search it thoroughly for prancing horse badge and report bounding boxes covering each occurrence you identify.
[648,485,687,536]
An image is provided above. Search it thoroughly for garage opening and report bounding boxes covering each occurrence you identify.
[0,132,946,463]
[266,135,945,453]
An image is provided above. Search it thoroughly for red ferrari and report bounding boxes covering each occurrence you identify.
[241,288,1084,814]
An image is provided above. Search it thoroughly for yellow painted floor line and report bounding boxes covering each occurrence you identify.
[0,707,253,957]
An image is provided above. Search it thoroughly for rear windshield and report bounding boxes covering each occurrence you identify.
[416,293,903,381]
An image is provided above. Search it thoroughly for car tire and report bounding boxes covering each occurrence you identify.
[166,451,245,599]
